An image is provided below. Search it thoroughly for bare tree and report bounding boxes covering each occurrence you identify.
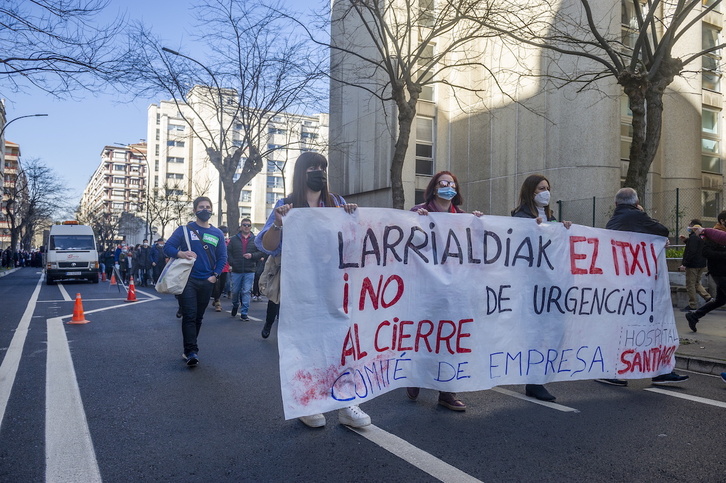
[473,0,725,197]
[3,158,70,253]
[77,208,121,250]
[122,0,324,234]
[299,0,516,209]
[0,0,126,97]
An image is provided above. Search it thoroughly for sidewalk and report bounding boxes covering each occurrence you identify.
[674,306,726,376]
[0,267,20,278]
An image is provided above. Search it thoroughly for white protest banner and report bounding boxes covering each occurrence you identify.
[278,208,678,419]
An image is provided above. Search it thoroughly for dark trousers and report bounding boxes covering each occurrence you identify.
[179,277,215,355]
[694,275,726,320]
[211,272,229,301]
[266,301,279,325]
[152,263,165,283]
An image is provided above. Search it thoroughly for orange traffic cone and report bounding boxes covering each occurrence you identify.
[101,271,107,282]
[126,276,137,302]
[68,293,90,324]
[109,271,117,285]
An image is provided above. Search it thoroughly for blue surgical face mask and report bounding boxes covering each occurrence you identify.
[196,209,213,222]
[437,187,457,200]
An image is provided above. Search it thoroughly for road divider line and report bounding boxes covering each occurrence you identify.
[56,283,72,301]
[0,274,43,432]
[490,387,580,412]
[644,388,726,408]
[347,424,482,483]
[46,317,101,482]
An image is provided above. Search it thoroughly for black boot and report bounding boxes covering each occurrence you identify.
[525,384,555,401]
[261,320,274,339]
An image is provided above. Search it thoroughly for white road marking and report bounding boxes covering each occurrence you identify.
[347,424,482,483]
[46,317,102,483]
[57,283,72,301]
[0,274,43,431]
[490,387,580,412]
[644,388,726,409]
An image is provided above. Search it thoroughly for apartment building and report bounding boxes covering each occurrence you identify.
[0,141,21,249]
[79,143,150,246]
[146,86,328,236]
[329,1,724,229]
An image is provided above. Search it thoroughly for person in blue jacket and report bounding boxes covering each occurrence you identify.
[164,196,227,367]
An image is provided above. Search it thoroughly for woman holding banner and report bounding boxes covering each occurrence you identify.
[512,174,572,401]
[256,152,372,430]
[407,170,483,411]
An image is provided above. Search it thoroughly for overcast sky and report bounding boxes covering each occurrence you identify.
[3,0,319,206]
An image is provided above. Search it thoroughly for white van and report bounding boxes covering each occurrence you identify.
[45,221,100,285]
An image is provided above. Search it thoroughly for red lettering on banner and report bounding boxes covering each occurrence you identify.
[569,236,603,275]
[617,345,677,374]
[373,317,474,355]
[611,240,658,277]
[359,275,405,311]
[340,323,368,366]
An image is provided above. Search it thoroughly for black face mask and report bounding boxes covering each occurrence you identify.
[196,209,213,222]
[306,170,327,192]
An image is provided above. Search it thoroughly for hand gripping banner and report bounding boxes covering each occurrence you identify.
[278,208,678,419]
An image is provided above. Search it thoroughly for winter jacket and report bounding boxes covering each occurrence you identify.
[681,232,707,268]
[605,204,669,237]
[227,232,263,273]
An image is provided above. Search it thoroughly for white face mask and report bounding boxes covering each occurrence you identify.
[534,190,550,207]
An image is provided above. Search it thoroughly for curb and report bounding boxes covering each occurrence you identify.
[0,268,21,278]
[675,354,726,376]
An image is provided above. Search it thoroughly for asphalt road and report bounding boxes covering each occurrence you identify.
[1,268,725,482]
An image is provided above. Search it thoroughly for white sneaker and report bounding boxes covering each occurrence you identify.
[299,413,326,428]
[338,405,371,428]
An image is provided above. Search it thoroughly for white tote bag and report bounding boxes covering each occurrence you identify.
[155,226,195,295]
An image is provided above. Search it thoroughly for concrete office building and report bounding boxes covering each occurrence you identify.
[329,1,724,229]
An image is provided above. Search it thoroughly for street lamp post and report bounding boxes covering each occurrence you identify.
[161,47,225,226]
[1,113,48,254]
[115,143,150,241]
[0,113,49,139]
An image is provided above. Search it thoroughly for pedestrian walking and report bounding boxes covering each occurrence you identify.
[256,152,371,429]
[164,197,227,367]
[228,218,262,320]
[405,170,484,412]
[597,187,689,386]
[511,174,572,401]
[679,219,712,311]
[687,218,726,333]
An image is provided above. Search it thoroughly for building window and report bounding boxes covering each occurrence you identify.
[168,124,185,131]
[417,44,435,102]
[704,0,721,12]
[113,164,125,172]
[267,160,282,173]
[166,173,184,180]
[167,140,185,147]
[621,1,647,50]
[414,189,425,205]
[415,116,434,175]
[301,131,318,140]
[620,96,633,160]
[702,107,722,173]
[113,177,125,184]
[268,143,283,151]
[267,176,284,189]
[241,190,252,202]
[419,0,434,28]
[166,157,184,164]
[703,25,721,92]
[703,189,721,219]
[266,192,282,205]
[268,127,287,135]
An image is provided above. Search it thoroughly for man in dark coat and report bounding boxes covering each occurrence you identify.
[598,187,689,386]
[227,218,262,321]
[679,219,711,311]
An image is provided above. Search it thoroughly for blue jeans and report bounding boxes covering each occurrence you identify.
[230,272,254,316]
[179,277,215,355]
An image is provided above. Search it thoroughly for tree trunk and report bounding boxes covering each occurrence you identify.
[391,90,418,210]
